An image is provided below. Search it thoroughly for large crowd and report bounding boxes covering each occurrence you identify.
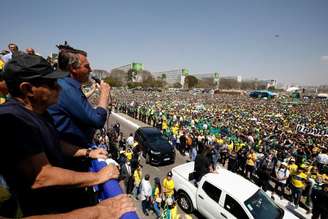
[0,42,327,219]
[112,88,328,217]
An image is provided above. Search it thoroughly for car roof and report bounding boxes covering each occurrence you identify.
[138,127,162,135]
[172,162,258,202]
[204,169,259,202]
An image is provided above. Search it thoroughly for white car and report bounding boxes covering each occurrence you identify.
[172,162,298,219]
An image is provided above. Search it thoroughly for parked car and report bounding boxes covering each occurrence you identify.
[134,127,175,165]
[172,162,300,219]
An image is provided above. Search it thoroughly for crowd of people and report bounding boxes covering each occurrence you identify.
[1,41,327,219]
[113,88,328,217]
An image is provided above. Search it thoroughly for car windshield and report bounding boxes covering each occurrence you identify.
[150,136,168,145]
[146,133,166,143]
[244,190,283,219]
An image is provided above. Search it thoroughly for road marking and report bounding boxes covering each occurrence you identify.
[111,112,140,129]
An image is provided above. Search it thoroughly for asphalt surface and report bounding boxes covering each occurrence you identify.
[107,112,205,219]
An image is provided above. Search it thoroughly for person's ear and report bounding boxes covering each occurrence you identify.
[19,82,34,97]
[69,66,79,79]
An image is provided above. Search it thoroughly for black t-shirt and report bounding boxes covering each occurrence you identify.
[0,98,68,216]
[194,154,211,182]
[180,135,186,146]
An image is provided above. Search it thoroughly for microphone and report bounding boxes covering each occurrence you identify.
[91,76,101,84]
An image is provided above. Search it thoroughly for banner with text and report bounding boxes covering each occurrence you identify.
[296,124,328,137]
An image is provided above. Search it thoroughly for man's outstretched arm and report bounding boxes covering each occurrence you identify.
[18,152,119,189]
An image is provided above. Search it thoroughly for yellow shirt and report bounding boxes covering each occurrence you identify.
[288,164,298,175]
[0,59,5,70]
[172,126,179,136]
[246,152,257,166]
[216,138,224,145]
[154,187,160,200]
[291,172,307,188]
[228,142,234,152]
[124,150,133,161]
[133,169,142,186]
[163,178,175,197]
[162,120,168,130]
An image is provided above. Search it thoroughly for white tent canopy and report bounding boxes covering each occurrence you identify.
[317,93,328,98]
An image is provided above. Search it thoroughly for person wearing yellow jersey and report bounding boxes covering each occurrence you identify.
[287,158,298,190]
[162,118,168,131]
[288,158,298,176]
[245,149,257,179]
[124,148,133,161]
[132,164,143,199]
[171,124,179,136]
[216,137,224,145]
[163,171,175,199]
[290,166,308,208]
[227,141,234,152]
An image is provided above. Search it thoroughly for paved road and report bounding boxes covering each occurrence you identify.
[108,112,205,219]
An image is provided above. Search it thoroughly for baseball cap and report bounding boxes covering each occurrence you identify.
[167,171,173,177]
[2,54,68,82]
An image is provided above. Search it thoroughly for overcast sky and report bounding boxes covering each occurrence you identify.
[1,0,327,86]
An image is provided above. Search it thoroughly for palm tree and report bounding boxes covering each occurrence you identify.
[161,73,167,81]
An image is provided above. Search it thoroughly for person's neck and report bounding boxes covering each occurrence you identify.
[70,75,83,85]
[15,97,46,114]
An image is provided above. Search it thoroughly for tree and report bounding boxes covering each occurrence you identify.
[184,75,198,89]
[161,73,167,81]
[138,70,153,82]
[127,69,137,82]
[197,78,215,88]
[240,81,256,90]
[127,82,142,89]
[219,78,239,89]
[141,75,165,88]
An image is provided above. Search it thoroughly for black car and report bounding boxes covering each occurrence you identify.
[134,127,175,165]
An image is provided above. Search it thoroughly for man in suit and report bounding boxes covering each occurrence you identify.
[120,160,134,194]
